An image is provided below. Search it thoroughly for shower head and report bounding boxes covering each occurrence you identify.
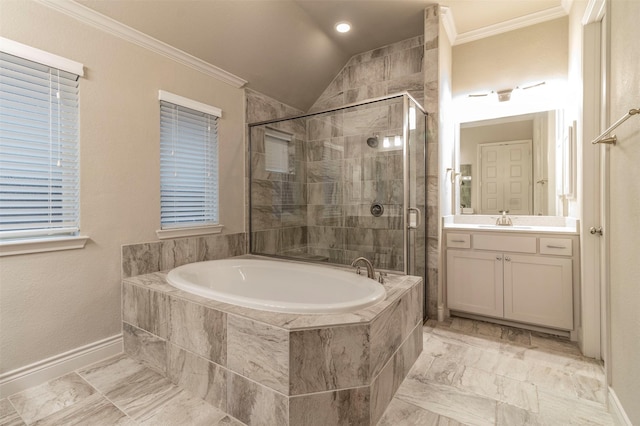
[366,135,379,148]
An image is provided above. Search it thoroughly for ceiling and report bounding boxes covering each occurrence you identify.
[76,0,566,111]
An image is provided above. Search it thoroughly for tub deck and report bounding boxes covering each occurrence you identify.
[122,257,423,425]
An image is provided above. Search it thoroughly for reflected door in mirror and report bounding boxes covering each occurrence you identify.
[479,140,532,214]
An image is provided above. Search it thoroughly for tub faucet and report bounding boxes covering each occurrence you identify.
[496,210,513,226]
[351,257,376,280]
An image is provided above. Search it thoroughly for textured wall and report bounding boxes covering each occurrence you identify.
[309,36,424,113]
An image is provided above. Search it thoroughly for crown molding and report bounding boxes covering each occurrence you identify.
[440,6,458,45]
[33,0,247,88]
[583,0,606,24]
[454,5,569,45]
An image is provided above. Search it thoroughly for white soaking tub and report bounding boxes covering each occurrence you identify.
[166,258,386,314]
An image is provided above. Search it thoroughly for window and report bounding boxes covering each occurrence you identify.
[158,91,221,237]
[264,128,292,174]
[0,38,85,254]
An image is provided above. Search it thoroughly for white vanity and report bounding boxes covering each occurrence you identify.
[443,215,580,337]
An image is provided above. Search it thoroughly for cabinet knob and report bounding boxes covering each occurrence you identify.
[505,256,511,261]
[496,256,502,261]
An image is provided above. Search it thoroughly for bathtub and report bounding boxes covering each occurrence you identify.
[166,258,387,314]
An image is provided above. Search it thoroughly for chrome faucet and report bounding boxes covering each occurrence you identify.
[496,210,513,226]
[351,257,376,280]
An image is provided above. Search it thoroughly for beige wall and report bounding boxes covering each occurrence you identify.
[609,1,640,423]
[0,1,245,373]
[452,18,568,96]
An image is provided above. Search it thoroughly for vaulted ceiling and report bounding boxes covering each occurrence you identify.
[76,0,566,111]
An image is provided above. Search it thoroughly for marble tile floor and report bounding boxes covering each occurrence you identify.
[2,317,615,426]
[378,318,615,426]
[1,354,241,426]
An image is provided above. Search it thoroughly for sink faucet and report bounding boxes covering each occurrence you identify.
[351,257,376,280]
[496,210,513,226]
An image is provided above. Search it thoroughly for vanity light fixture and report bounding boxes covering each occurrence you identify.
[335,21,351,33]
[467,82,546,103]
[497,89,513,102]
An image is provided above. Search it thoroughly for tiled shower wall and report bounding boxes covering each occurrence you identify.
[423,6,440,319]
[309,21,434,307]
[246,5,440,317]
[248,96,408,271]
[245,89,308,259]
[304,98,405,270]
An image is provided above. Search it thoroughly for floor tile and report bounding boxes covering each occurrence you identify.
[380,317,614,426]
[571,373,608,405]
[0,399,25,426]
[137,389,238,425]
[30,393,134,426]
[537,388,613,425]
[378,398,464,426]
[421,357,465,386]
[8,373,95,424]
[77,354,147,394]
[456,366,538,412]
[395,379,497,426]
[100,368,181,420]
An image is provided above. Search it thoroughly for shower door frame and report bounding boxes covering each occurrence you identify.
[248,92,428,278]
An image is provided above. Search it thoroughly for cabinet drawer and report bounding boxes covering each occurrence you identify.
[473,234,537,253]
[446,233,471,248]
[540,238,573,256]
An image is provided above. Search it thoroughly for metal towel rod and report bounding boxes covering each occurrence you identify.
[592,107,640,145]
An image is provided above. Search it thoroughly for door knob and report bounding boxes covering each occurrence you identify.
[589,226,603,236]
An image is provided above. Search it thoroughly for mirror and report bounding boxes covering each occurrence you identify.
[456,110,564,216]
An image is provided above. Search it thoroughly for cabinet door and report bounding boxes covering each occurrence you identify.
[503,254,573,329]
[447,250,504,317]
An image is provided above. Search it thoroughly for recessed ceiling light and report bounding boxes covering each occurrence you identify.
[335,22,351,33]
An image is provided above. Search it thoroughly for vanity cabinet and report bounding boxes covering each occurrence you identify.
[445,231,576,331]
[447,250,504,317]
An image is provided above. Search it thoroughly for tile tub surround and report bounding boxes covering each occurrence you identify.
[121,232,247,278]
[122,263,423,425]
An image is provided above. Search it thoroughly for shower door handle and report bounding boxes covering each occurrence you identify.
[407,207,422,229]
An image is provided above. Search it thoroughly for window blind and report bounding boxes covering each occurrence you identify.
[264,128,292,174]
[160,100,219,228]
[0,52,80,240]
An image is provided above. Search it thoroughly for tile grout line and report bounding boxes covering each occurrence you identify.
[74,359,140,425]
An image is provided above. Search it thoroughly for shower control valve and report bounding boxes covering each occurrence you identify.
[370,202,384,217]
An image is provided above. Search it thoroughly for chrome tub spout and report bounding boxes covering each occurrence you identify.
[351,257,376,279]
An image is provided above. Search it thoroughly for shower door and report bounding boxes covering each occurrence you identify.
[249,94,427,283]
[404,96,428,312]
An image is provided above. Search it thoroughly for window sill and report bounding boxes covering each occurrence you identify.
[156,224,223,240]
[0,236,90,257]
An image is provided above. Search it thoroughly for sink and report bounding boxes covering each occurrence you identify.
[478,225,533,230]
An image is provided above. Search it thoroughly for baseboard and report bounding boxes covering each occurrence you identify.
[608,386,632,426]
[0,334,123,398]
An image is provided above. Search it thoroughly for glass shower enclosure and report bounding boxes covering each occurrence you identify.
[248,93,427,293]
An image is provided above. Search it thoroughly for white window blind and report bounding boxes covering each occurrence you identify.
[264,128,292,174]
[0,51,80,240]
[160,97,220,229]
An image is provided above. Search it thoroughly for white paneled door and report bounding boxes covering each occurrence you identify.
[479,140,532,215]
